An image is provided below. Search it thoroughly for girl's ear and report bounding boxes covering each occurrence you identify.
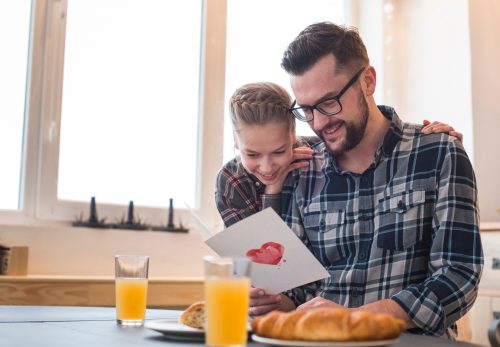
[233,132,239,150]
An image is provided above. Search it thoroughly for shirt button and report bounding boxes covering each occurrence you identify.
[359,252,366,260]
[320,220,326,227]
[255,182,261,187]
[397,200,406,209]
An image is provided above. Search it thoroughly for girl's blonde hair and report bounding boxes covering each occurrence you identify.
[229,82,296,134]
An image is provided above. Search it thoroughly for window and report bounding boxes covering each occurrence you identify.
[35,0,215,226]
[58,0,202,208]
[0,1,31,211]
[1,0,347,227]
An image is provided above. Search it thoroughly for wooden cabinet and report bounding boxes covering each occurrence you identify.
[0,276,203,308]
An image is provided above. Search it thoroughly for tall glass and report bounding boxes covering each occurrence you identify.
[204,256,251,347]
[114,255,149,326]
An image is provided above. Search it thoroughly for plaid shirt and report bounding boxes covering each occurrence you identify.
[215,138,319,227]
[215,158,281,227]
[281,106,483,337]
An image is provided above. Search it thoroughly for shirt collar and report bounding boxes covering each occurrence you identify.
[377,105,403,158]
[325,105,403,173]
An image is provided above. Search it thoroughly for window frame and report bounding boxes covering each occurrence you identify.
[1,0,227,229]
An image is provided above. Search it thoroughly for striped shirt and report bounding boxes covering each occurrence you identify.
[280,106,483,337]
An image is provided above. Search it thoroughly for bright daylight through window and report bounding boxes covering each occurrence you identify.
[59,0,202,209]
[0,1,31,211]
[223,0,346,163]
[1,0,347,222]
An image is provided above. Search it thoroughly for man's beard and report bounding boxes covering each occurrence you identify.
[318,95,369,156]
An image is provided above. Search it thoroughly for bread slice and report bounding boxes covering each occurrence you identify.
[179,301,205,329]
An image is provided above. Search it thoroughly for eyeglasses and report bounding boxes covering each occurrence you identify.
[289,67,365,122]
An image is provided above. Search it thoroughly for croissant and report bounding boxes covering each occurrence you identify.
[252,308,406,341]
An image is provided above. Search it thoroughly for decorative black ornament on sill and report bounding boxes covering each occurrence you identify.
[112,201,149,231]
[73,197,109,228]
[152,198,189,233]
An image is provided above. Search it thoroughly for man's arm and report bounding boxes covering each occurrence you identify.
[389,137,483,335]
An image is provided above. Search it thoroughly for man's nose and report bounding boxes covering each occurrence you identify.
[311,109,330,132]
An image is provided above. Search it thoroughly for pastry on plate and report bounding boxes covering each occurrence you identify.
[179,301,205,330]
[252,307,406,341]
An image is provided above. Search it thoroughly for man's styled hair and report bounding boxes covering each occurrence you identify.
[229,82,295,133]
[281,21,369,76]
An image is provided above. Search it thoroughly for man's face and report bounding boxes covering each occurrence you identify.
[290,55,368,156]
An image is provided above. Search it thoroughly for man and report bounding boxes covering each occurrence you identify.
[249,22,483,338]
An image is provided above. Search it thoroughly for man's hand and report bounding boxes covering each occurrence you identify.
[421,119,463,142]
[249,287,295,316]
[297,296,345,310]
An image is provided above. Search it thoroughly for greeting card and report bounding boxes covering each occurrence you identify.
[188,207,329,294]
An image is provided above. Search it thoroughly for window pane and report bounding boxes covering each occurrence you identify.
[0,1,31,210]
[224,0,346,163]
[59,0,202,208]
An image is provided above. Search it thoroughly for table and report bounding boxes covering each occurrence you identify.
[0,306,484,347]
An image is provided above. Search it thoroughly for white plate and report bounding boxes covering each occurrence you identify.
[251,334,399,347]
[144,319,204,341]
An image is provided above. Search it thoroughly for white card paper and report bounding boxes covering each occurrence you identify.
[189,207,329,294]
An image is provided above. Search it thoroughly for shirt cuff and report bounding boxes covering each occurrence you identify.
[391,287,446,336]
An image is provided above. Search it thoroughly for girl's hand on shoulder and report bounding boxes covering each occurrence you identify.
[421,119,463,142]
[264,147,313,194]
[292,146,314,162]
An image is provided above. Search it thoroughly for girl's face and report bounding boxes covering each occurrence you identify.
[236,121,295,185]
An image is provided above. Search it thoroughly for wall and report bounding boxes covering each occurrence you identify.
[390,0,474,156]
[0,224,215,276]
[469,0,500,222]
[389,0,499,222]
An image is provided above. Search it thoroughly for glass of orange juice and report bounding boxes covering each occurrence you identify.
[114,255,149,326]
[204,256,251,347]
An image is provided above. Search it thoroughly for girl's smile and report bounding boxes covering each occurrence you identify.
[236,121,294,186]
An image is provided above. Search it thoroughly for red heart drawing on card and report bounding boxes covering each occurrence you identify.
[246,242,285,265]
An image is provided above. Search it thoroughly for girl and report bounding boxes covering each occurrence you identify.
[215,82,461,227]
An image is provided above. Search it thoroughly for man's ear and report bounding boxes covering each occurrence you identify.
[363,66,376,97]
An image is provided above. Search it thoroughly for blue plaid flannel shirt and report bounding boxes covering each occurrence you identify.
[280,106,483,337]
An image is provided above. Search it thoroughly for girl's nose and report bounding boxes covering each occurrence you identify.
[259,157,274,174]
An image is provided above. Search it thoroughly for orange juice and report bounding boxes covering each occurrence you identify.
[115,278,148,322]
[205,277,250,346]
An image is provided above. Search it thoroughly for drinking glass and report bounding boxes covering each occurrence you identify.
[114,255,149,326]
[204,256,251,347]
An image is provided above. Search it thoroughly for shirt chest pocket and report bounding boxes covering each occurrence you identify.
[377,190,430,251]
[303,201,349,264]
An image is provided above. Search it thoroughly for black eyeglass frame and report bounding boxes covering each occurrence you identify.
[289,66,366,122]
